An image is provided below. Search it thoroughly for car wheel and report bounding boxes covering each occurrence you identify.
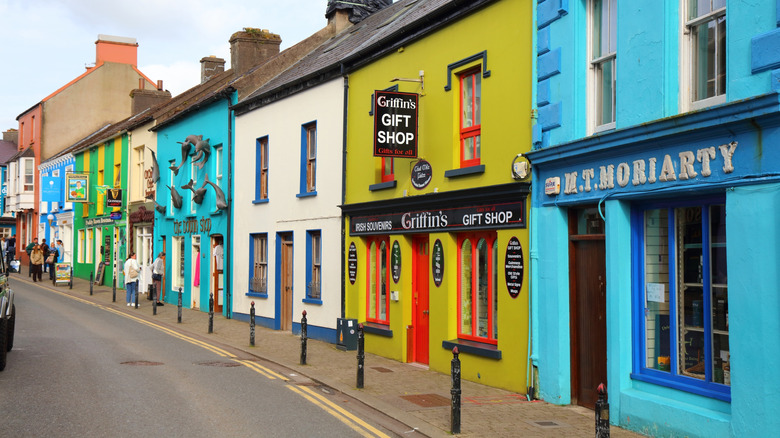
[0,317,7,371]
[6,304,14,352]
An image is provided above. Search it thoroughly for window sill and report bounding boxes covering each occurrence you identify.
[362,322,393,337]
[444,165,485,179]
[630,371,731,402]
[246,291,268,299]
[442,339,502,359]
[252,199,269,204]
[296,191,317,198]
[369,180,396,191]
[302,297,323,305]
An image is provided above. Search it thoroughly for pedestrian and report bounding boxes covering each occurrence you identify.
[6,234,16,273]
[55,240,65,263]
[26,237,38,277]
[123,252,140,307]
[152,251,165,306]
[41,239,50,273]
[30,244,44,282]
[48,240,60,281]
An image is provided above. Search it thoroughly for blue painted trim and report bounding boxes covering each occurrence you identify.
[305,229,321,301]
[274,231,294,330]
[777,0,780,28]
[252,199,269,204]
[538,79,551,106]
[255,136,268,201]
[444,51,491,92]
[246,291,268,299]
[362,322,393,337]
[369,180,397,191]
[532,123,543,150]
[296,191,317,198]
[302,298,322,305]
[444,165,485,178]
[773,69,780,92]
[538,27,550,55]
[538,101,562,131]
[442,339,502,360]
[292,322,337,344]
[751,29,780,74]
[233,311,275,329]
[537,0,569,29]
[537,47,561,81]
[299,121,316,195]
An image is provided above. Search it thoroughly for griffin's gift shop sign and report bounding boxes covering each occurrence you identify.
[374,90,418,158]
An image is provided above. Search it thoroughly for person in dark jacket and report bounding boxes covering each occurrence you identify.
[26,237,38,277]
[41,239,50,273]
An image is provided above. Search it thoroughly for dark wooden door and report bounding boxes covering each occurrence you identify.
[571,237,607,409]
[280,236,293,331]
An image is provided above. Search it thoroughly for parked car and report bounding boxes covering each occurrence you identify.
[0,252,16,371]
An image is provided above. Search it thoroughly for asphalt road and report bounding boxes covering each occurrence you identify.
[0,279,400,437]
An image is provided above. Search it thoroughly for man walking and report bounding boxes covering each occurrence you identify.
[26,237,37,277]
[152,252,165,305]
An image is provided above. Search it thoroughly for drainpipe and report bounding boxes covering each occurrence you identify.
[340,68,349,319]
[224,88,235,319]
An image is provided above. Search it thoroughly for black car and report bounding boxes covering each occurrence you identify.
[0,250,16,371]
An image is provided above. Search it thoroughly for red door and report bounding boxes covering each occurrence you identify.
[411,237,430,364]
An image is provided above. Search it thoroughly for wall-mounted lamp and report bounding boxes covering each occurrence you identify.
[390,70,425,92]
[47,213,55,227]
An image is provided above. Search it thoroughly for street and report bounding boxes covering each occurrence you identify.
[0,279,405,437]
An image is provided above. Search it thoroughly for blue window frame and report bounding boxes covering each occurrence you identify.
[304,230,322,304]
[255,136,269,203]
[297,122,317,197]
[248,233,268,298]
[631,197,730,402]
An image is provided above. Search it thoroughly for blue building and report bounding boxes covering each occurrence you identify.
[0,131,19,240]
[38,153,76,262]
[527,1,780,436]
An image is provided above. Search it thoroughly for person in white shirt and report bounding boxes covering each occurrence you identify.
[213,240,223,271]
[123,253,140,307]
[152,252,165,305]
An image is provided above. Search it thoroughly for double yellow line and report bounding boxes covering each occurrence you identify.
[50,287,390,438]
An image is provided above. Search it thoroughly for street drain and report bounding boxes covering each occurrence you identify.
[371,366,393,373]
[401,394,450,408]
[529,420,567,429]
[196,361,241,367]
[121,361,163,366]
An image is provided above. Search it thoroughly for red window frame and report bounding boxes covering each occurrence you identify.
[457,232,497,344]
[366,236,391,324]
[459,68,482,168]
[381,157,394,183]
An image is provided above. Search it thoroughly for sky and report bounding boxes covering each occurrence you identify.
[0,0,331,131]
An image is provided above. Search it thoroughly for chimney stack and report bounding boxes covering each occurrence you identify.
[326,0,392,26]
[130,84,171,115]
[229,28,281,74]
[200,56,226,84]
[2,129,18,145]
[95,34,138,65]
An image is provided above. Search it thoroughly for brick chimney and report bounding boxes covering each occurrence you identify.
[2,129,18,145]
[201,56,226,84]
[130,79,171,115]
[229,28,282,74]
[326,0,392,25]
[95,34,138,65]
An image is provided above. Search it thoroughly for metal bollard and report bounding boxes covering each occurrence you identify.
[69,266,73,290]
[89,271,94,296]
[112,277,116,301]
[249,301,255,347]
[596,383,610,438]
[300,310,308,365]
[451,347,461,435]
[134,280,139,309]
[356,323,365,389]
[208,293,214,334]
[177,287,182,323]
[152,284,157,316]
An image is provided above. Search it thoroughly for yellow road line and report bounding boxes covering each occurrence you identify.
[233,359,289,380]
[287,385,379,438]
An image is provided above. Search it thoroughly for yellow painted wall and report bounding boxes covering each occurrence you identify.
[343,0,533,393]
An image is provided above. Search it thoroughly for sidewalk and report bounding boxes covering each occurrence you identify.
[25,273,644,438]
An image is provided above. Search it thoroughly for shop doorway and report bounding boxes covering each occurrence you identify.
[410,237,430,365]
[211,235,224,313]
[569,207,607,409]
[278,232,293,331]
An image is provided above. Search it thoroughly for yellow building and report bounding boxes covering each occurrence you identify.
[341,0,533,393]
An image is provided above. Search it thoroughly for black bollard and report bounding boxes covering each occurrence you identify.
[356,323,365,389]
[89,271,94,296]
[596,383,610,438]
[451,347,461,435]
[300,310,308,365]
[177,287,183,323]
[249,301,255,347]
[208,293,214,334]
[69,266,73,289]
[152,284,157,316]
[134,280,139,309]
[112,277,116,301]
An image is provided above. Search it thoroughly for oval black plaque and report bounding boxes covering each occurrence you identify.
[505,236,524,298]
[391,240,401,283]
[411,159,432,190]
[432,239,444,287]
[348,242,358,285]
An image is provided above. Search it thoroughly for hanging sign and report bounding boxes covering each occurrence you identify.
[505,236,524,298]
[65,173,89,203]
[431,239,444,287]
[391,240,401,283]
[411,159,432,189]
[107,188,122,207]
[109,211,122,220]
[373,90,418,158]
[348,242,358,285]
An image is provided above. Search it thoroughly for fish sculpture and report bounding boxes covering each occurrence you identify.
[202,173,227,213]
[169,135,200,176]
[190,137,212,169]
[167,185,183,209]
[150,150,160,183]
[181,178,207,205]
[145,195,166,214]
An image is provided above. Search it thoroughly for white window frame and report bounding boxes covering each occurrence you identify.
[23,158,34,192]
[64,165,74,211]
[190,159,197,215]
[172,236,184,290]
[587,0,617,134]
[214,145,223,189]
[680,0,726,112]
[134,145,145,201]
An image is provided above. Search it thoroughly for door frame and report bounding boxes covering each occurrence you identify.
[409,236,430,365]
[211,234,223,313]
[276,232,293,331]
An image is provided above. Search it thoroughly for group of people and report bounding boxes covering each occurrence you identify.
[24,237,64,282]
[123,251,165,307]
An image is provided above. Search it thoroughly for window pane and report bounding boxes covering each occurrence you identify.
[645,209,670,371]
[677,207,705,380]
[692,16,725,101]
[596,58,615,125]
[492,240,498,340]
[380,241,387,321]
[474,74,481,125]
[709,204,729,385]
[476,239,489,337]
[460,239,472,335]
[462,75,474,128]
[369,242,377,318]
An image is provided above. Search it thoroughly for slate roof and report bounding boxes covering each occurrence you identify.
[0,140,18,165]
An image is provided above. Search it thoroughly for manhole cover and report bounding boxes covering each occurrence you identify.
[527,420,568,429]
[371,366,393,373]
[401,394,450,408]
[121,361,163,366]
[196,361,241,367]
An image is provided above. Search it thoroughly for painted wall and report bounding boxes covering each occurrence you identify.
[233,78,344,338]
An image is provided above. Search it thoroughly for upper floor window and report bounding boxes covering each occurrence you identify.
[134,146,145,200]
[64,165,74,211]
[190,159,198,214]
[23,158,34,192]
[590,0,616,131]
[96,169,104,216]
[250,233,267,295]
[683,0,726,110]
[256,137,268,201]
[114,163,121,188]
[458,232,498,344]
[381,157,394,183]
[214,145,223,189]
[302,122,316,194]
[459,68,481,168]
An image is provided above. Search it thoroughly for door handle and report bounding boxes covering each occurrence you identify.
[422,310,429,315]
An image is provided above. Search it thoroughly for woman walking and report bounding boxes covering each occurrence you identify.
[123,252,140,307]
[30,244,44,282]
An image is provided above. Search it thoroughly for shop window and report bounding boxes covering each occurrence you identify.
[459,68,481,168]
[306,230,322,302]
[366,236,390,325]
[633,200,730,401]
[589,0,616,132]
[172,236,184,290]
[298,122,316,196]
[682,0,726,110]
[255,137,269,201]
[86,228,93,264]
[458,232,498,344]
[249,233,267,295]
